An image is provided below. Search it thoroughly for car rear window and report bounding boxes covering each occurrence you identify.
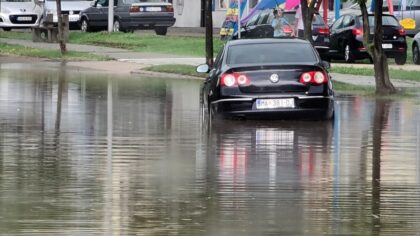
[359,15,400,27]
[226,42,317,65]
[283,12,325,25]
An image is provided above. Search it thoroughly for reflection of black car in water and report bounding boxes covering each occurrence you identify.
[196,39,334,121]
[233,10,331,61]
[329,13,407,64]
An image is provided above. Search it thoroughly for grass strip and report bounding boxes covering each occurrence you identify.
[331,66,420,82]
[143,64,373,92]
[0,42,110,61]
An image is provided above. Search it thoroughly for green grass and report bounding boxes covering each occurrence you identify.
[69,32,224,57]
[144,64,374,92]
[331,66,420,82]
[0,42,110,60]
[0,31,225,57]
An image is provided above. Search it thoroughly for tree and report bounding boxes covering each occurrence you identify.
[205,0,214,66]
[352,0,395,94]
[299,0,318,44]
[55,0,66,54]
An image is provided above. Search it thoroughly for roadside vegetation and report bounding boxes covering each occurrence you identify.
[143,64,374,93]
[332,66,420,82]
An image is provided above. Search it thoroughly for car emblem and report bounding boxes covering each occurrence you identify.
[20,9,27,12]
[270,74,279,83]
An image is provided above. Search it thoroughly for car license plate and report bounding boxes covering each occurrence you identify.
[382,44,392,49]
[17,16,32,21]
[256,98,295,109]
[146,7,162,12]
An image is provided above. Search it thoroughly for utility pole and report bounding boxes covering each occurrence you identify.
[205,0,214,66]
[108,0,114,32]
[237,0,241,39]
[55,0,66,53]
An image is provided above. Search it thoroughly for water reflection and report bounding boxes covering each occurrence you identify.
[0,63,420,235]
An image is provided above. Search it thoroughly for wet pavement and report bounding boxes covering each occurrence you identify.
[1,62,420,235]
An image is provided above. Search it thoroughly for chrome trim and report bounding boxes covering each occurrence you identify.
[314,46,329,49]
[211,96,332,104]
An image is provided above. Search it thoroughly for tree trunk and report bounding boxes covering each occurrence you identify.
[372,0,395,94]
[300,0,316,44]
[360,2,370,53]
[205,0,214,67]
[56,0,66,54]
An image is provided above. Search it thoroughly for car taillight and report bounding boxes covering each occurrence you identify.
[299,71,327,85]
[221,73,250,87]
[129,6,140,12]
[398,28,406,36]
[352,28,363,36]
[319,27,330,35]
[165,5,174,12]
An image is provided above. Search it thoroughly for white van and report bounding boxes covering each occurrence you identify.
[383,0,420,36]
[41,0,93,29]
[0,0,43,31]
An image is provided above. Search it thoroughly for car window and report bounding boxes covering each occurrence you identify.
[226,42,317,65]
[246,13,261,27]
[97,0,108,6]
[214,46,225,69]
[331,16,344,30]
[282,12,296,25]
[257,11,270,25]
[341,15,352,28]
[358,15,400,27]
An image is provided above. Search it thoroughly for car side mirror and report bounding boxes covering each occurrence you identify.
[321,61,330,70]
[196,64,210,73]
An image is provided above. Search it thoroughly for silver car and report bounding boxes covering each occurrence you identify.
[0,0,43,31]
[42,0,93,29]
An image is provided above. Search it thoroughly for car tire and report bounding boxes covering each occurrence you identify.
[344,43,354,63]
[113,19,121,32]
[413,44,420,65]
[80,19,91,33]
[155,27,168,36]
[3,27,11,31]
[395,54,407,65]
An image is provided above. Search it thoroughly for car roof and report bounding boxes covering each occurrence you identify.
[226,38,310,47]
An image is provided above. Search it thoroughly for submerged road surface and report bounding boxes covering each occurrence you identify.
[0,62,420,235]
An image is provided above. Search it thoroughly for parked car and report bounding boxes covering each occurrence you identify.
[79,0,175,35]
[233,9,331,61]
[196,38,334,120]
[383,0,420,37]
[0,0,43,31]
[329,13,407,64]
[412,32,420,64]
[42,0,93,29]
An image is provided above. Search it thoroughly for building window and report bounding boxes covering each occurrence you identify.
[220,0,227,9]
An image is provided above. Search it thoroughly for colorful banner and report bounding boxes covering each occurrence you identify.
[220,0,248,38]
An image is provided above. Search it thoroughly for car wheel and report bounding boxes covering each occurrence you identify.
[80,19,91,33]
[413,44,420,65]
[155,27,168,36]
[3,27,11,31]
[395,54,407,65]
[113,19,121,32]
[344,43,354,63]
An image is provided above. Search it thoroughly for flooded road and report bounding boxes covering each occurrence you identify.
[1,62,420,235]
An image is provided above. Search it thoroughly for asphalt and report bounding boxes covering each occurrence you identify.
[1,29,420,88]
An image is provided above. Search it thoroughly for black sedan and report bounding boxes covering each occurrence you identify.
[196,39,335,120]
[329,13,407,64]
[79,0,175,35]
[413,32,420,64]
[233,9,331,61]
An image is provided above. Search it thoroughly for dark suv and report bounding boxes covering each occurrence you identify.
[329,13,407,64]
[233,9,331,61]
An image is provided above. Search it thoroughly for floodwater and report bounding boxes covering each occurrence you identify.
[0,62,420,236]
